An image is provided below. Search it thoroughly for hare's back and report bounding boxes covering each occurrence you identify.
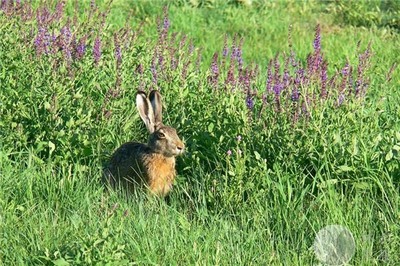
[106,142,151,179]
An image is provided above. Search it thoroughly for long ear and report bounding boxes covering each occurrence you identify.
[136,91,156,133]
[149,90,163,125]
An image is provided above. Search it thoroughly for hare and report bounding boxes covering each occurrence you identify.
[103,90,185,196]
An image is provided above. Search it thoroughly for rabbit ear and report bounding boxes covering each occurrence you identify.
[136,91,156,133]
[149,90,163,125]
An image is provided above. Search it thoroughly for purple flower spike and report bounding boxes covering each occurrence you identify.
[291,88,299,102]
[93,36,102,65]
[76,36,87,59]
[313,24,321,52]
[34,27,51,56]
[246,93,254,110]
[320,60,328,99]
[342,62,349,76]
[222,35,229,57]
[163,17,170,32]
[114,34,122,63]
[338,93,345,106]
[208,52,219,87]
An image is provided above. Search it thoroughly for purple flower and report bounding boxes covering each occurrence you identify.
[224,60,236,90]
[386,63,397,82]
[246,93,254,110]
[60,26,71,41]
[114,34,122,63]
[93,36,102,65]
[313,24,321,52]
[34,27,51,55]
[222,35,229,57]
[188,40,194,55]
[320,60,328,99]
[162,6,170,32]
[208,52,219,86]
[54,1,65,21]
[76,37,86,59]
[342,62,349,76]
[338,93,345,106]
[163,17,170,31]
[265,60,273,93]
[236,135,242,142]
[291,87,299,102]
[60,25,72,61]
[227,150,232,156]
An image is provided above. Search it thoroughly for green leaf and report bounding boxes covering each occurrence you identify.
[385,150,393,161]
[207,122,214,132]
[52,258,70,266]
[44,101,51,110]
[337,165,354,172]
[353,182,371,190]
[48,141,56,154]
[254,151,261,160]
[396,132,400,141]
[318,179,339,188]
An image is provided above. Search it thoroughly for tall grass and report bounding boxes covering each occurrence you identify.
[0,0,399,264]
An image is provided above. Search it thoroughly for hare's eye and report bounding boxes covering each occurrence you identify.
[157,132,166,139]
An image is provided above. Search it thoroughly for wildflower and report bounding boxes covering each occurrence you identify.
[320,60,328,99]
[222,35,229,57]
[208,52,219,86]
[313,24,321,52]
[179,35,187,51]
[163,17,170,32]
[93,36,101,65]
[291,87,299,102]
[237,38,244,71]
[265,60,273,93]
[236,135,242,142]
[54,1,65,21]
[162,6,170,32]
[341,62,349,76]
[338,93,345,106]
[60,25,72,61]
[246,92,254,110]
[386,63,397,82]
[227,150,232,156]
[34,27,51,55]
[225,62,236,89]
[76,36,86,59]
[114,34,122,63]
[188,39,194,55]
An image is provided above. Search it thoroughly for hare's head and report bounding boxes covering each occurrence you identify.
[136,90,185,157]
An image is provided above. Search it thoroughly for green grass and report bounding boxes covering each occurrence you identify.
[1,0,399,265]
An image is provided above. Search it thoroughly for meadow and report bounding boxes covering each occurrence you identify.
[0,0,399,264]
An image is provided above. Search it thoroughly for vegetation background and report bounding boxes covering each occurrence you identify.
[0,0,399,264]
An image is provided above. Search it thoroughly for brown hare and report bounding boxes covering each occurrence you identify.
[103,90,185,196]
